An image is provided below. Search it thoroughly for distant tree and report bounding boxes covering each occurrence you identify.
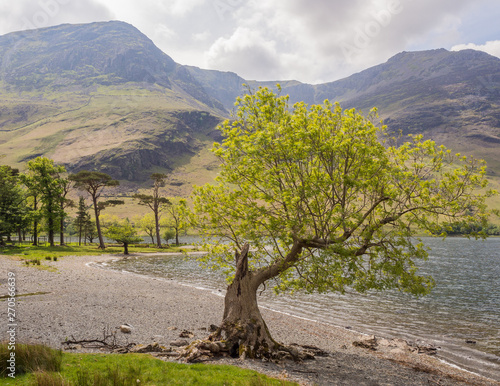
[69,171,122,249]
[84,217,98,244]
[59,178,74,246]
[22,157,66,247]
[135,213,156,244]
[0,166,25,245]
[163,228,175,246]
[74,196,89,246]
[133,173,170,248]
[104,219,142,255]
[21,176,41,246]
[163,197,188,246]
[190,87,496,360]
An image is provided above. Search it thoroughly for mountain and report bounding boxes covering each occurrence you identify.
[0,21,229,193]
[187,49,500,173]
[1,21,500,194]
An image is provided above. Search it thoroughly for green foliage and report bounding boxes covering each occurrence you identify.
[432,221,500,236]
[0,165,26,243]
[163,227,176,244]
[21,157,67,246]
[193,86,497,296]
[162,197,189,246]
[104,219,142,254]
[69,171,120,249]
[0,342,62,377]
[134,213,157,244]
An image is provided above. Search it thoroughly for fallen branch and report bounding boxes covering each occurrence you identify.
[62,326,135,351]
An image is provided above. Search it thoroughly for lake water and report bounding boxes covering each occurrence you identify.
[100,237,500,381]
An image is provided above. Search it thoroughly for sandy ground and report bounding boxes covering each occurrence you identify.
[1,253,498,385]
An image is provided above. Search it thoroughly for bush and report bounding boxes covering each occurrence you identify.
[0,342,62,377]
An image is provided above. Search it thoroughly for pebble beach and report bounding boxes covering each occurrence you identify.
[1,253,498,385]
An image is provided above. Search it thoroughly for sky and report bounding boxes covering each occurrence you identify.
[0,0,499,84]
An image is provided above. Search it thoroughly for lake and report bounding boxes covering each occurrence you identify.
[100,237,500,381]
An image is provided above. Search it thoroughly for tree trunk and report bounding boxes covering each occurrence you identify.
[32,196,38,246]
[175,227,179,246]
[154,210,162,248]
[60,217,65,246]
[93,197,105,249]
[48,216,55,247]
[210,244,280,359]
[123,242,129,255]
[182,242,306,362]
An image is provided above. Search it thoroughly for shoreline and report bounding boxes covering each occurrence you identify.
[1,253,498,385]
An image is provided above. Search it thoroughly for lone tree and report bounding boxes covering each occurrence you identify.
[104,219,142,255]
[191,87,496,360]
[133,173,170,248]
[69,171,122,249]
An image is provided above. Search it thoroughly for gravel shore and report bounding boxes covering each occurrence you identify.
[1,253,498,385]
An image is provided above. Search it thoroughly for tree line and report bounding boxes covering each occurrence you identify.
[0,157,188,253]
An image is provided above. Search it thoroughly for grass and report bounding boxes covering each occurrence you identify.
[0,343,296,385]
[0,242,193,261]
[0,343,62,377]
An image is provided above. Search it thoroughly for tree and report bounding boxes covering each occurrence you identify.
[0,166,26,245]
[22,157,66,247]
[59,178,74,246]
[163,227,175,246]
[20,175,41,246]
[134,213,156,244]
[163,197,188,246]
[69,171,122,249]
[104,219,143,255]
[133,173,170,248]
[74,196,89,246]
[191,87,496,360]
[84,217,98,244]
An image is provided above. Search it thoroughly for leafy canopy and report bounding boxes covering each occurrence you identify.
[193,86,496,296]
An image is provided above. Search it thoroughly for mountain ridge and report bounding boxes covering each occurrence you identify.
[1,21,499,191]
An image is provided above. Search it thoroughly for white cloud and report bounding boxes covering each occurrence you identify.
[451,41,500,59]
[206,27,281,80]
[0,0,113,35]
[1,0,498,83]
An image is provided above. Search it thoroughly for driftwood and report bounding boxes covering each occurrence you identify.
[62,326,135,352]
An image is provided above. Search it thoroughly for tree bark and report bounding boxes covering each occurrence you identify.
[60,217,65,246]
[210,244,280,359]
[123,242,129,255]
[93,196,105,249]
[154,210,162,248]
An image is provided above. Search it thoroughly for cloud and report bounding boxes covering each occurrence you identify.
[200,0,482,83]
[0,0,113,35]
[451,41,500,59]
[1,0,498,83]
[206,27,282,80]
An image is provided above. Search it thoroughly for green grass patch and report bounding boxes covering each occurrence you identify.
[0,243,191,261]
[0,344,295,385]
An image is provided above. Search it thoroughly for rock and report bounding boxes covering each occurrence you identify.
[199,341,221,353]
[179,330,194,338]
[353,335,378,350]
[170,339,189,347]
[119,324,133,333]
[167,326,177,331]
